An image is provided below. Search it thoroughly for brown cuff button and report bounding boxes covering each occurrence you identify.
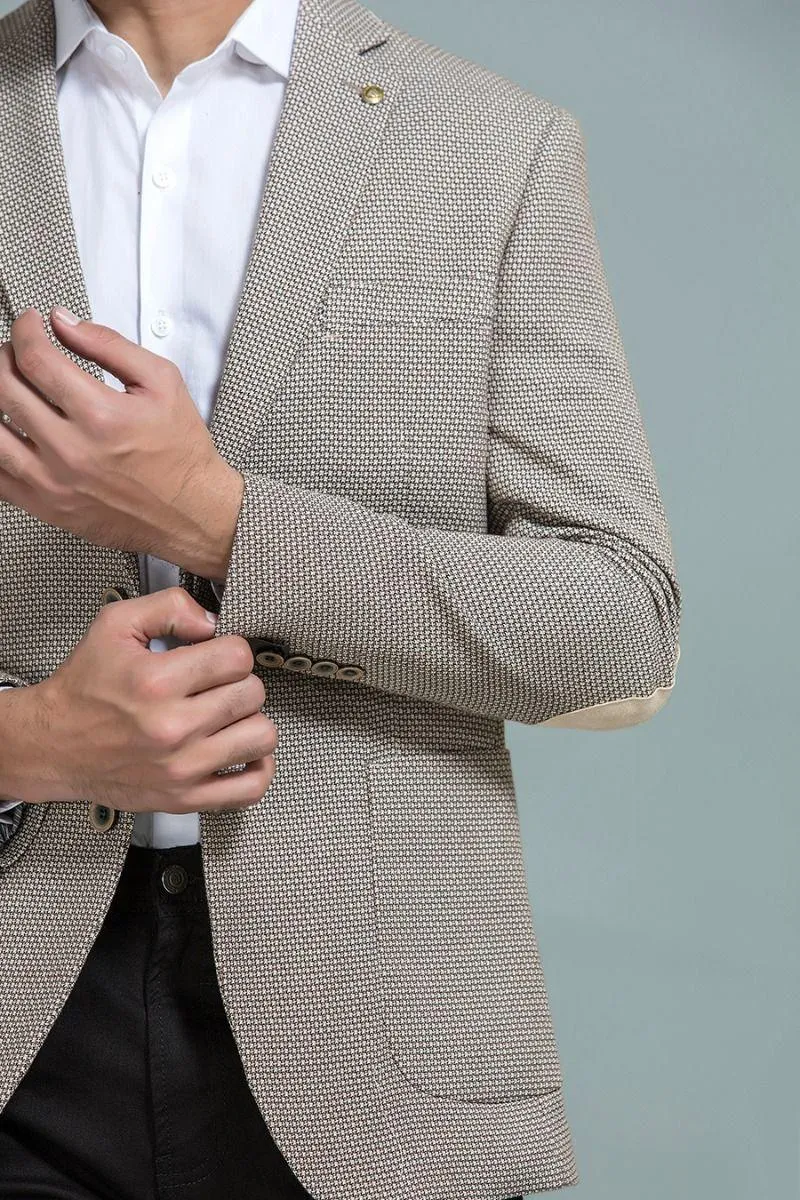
[309,660,338,677]
[335,665,364,682]
[283,655,313,673]
[248,639,289,669]
[255,650,285,669]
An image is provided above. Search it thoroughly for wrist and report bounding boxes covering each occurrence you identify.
[169,457,244,580]
[0,681,71,805]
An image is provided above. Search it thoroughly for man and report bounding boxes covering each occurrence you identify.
[0,0,682,1194]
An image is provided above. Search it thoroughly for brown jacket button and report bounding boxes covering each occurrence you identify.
[283,655,313,673]
[247,639,289,668]
[309,660,338,677]
[360,83,385,105]
[88,803,117,832]
[255,650,285,669]
[336,665,365,682]
[100,586,129,604]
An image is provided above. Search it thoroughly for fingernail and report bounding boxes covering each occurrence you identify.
[205,609,218,624]
[52,305,81,326]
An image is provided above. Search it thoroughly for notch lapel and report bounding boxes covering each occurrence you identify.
[208,0,407,466]
[0,0,105,383]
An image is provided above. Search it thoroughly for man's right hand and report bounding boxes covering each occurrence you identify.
[0,587,277,814]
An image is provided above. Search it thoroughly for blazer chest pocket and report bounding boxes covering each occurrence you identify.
[308,273,497,526]
[367,746,563,1103]
[321,272,497,329]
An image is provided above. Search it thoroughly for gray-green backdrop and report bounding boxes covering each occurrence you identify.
[1,0,797,1196]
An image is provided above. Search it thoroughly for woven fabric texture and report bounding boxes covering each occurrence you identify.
[0,0,682,1195]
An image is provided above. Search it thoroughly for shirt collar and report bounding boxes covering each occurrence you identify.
[52,0,299,79]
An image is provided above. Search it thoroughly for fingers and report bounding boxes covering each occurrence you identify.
[9,307,103,421]
[102,585,219,650]
[0,460,40,511]
[184,712,278,779]
[184,756,275,813]
[182,672,268,736]
[0,386,42,484]
[50,306,169,391]
[150,700,278,815]
[149,634,256,696]
[105,588,258,701]
[0,339,66,447]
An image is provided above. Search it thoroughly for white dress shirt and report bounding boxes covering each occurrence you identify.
[0,0,299,847]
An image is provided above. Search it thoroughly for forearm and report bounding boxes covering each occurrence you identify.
[0,683,24,811]
[163,462,244,581]
[0,683,34,806]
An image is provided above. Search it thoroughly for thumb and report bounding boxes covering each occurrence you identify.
[50,305,162,389]
[107,587,219,650]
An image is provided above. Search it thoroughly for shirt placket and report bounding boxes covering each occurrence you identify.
[137,80,193,634]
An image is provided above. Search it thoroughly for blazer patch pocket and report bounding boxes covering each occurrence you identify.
[367,746,563,1103]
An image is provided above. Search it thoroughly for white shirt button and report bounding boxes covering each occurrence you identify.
[152,166,177,190]
[103,43,128,64]
[150,310,173,338]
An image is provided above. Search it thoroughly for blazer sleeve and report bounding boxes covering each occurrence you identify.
[211,104,682,730]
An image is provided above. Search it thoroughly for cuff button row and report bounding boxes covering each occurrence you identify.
[252,643,363,683]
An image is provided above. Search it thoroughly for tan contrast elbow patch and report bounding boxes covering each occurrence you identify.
[539,643,681,731]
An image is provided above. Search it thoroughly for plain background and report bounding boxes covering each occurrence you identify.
[1,0,797,1197]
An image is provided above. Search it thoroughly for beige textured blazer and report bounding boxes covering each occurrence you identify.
[0,0,682,1195]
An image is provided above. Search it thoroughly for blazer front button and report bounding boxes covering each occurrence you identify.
[309,660,338,677]
[283,655,313,673]
[336,665,364,682]
[100,586,129,605]
[88,802,117,832]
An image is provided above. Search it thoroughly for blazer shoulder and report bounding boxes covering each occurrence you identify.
[371,7,571,160]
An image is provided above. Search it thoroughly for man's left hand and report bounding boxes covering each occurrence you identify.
[0,306,244,580]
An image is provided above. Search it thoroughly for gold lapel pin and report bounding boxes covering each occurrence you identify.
[360,82,385,105]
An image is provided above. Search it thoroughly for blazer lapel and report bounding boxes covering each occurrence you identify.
[207,0,407,465]
[0,0,106,385]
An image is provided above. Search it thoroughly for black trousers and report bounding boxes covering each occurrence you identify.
[0,842,313,1200]
[0,840,527,1200]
